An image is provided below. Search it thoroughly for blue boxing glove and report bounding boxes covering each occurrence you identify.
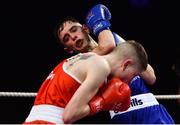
[86,4,111,37]
[112,32,126,46]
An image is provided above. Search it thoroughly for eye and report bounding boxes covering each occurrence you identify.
[63,34,70,43]
[70,26,77,32]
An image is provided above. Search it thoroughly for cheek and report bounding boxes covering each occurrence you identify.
[122,72,134,84]
[128,73,136,82]
[66,40,75,46]
[129,75,134,82]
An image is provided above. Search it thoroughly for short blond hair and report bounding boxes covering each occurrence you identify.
[113,40,148,71]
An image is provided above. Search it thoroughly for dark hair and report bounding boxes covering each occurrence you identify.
[53,16,80,43]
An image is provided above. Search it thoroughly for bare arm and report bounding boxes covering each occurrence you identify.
[92,30,116,55]
[140,64,156,85]
[62,57,110,123]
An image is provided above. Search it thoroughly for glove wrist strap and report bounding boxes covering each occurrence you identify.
[92,20,111,36]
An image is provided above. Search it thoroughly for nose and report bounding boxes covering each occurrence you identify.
[70,34,77,41]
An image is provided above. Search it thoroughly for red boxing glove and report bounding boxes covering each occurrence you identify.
[89,77,131,115]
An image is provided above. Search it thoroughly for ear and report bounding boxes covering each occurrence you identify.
[82,24,90,34]
[64,47,74,54]
[122,59,133,71]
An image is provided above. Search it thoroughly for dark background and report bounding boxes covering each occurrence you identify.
[0,0,180,123]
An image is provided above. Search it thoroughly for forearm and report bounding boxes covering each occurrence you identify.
[92,30,115,55]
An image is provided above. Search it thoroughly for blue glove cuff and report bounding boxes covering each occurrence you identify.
[112,32,126,46]
[92,20,111,36]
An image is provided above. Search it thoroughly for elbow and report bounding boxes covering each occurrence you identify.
[140,73,156,85]
[141,64,157,85]
[63,105,90,124]
[108,43,116,51]
[147,75,156,85]
[102,43,116,54]
[62,112,71,124]
[62,109,75,124]
[151,75,156,84]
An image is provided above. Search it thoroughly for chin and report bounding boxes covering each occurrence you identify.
[76,48,85,53]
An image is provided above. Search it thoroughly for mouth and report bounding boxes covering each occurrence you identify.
[75,39,84,48]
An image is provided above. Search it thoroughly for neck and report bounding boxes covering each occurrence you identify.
[103,53,121,74]
[87,35,98,52]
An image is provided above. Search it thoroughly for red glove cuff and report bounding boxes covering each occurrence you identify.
[88,96,104,115]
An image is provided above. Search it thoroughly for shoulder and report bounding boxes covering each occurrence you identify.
[87,54,110,74]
